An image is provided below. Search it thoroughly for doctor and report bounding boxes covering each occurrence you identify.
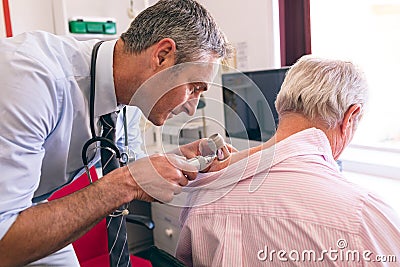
[0,0,232,265]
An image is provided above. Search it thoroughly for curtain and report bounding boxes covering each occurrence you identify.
[279,0,311,66]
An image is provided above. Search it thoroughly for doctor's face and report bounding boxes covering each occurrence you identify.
[140,59,219,126]
[148,82,208,126]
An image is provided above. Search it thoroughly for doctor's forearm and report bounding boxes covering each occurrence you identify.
[0,166,136,267]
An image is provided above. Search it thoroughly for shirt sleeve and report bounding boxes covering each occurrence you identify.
[116,106,147,160]
[359,192,400,260]
[0,51,58,240]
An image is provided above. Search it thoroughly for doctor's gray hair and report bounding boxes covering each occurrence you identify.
[120,0,233,63]
[275,55,369,128]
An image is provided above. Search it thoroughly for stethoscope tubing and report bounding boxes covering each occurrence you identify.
[81,136,121,167]
[81,41,127,183]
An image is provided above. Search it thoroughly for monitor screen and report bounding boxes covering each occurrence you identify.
[222,67,289,142]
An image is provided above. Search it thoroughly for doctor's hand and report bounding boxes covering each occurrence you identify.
[168,138,206,159]
[204,149,247,173]
[169,138,238,159]
[204,140,274,172]
[127,154,198,203]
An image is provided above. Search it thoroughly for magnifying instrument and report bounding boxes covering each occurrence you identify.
[186,133,230,171]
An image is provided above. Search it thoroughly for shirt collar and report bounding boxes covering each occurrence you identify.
[94,39,119,117]
[183,128,338,193]
[270,127,336,167]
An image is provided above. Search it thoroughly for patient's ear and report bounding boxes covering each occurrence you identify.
[341,104,362,135]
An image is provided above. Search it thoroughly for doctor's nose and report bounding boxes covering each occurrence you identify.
[184,97,200,116]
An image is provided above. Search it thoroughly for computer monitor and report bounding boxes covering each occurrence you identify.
[222,67,289,143]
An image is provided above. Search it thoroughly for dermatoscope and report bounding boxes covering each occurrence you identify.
[186,133,230,171]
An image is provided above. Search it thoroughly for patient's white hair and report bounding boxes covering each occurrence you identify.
[275,55,369,128]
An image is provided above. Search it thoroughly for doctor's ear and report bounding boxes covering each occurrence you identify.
[152,38,176,68]
[340,104,362,134]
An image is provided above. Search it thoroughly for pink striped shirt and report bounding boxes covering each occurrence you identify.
[176,128,400,266]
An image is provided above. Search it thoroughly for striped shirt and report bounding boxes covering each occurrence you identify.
[176,128,400,266]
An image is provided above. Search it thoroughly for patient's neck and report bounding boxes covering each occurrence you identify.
[258,113,328,151]
[227,113,332,167]
[275,113,322,142]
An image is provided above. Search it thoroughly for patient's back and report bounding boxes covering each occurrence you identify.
[176,129,400,266]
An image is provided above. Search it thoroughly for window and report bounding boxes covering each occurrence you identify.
[310,1,400,212]
[310,0,400,151]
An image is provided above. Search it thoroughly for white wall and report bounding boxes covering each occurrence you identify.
[8,0,55,35]
[5,0,280,144]
[199,0,280,72]
[59,0,151,35]
[60,0,282,68]
[7,0,279,70]
[7,0,157,36]
[197,0,280,141]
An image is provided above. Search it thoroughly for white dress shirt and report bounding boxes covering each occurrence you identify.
[116,106,147,161]
[0,31,145,264]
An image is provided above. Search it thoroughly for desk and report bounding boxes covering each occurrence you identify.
[151,202,183,255]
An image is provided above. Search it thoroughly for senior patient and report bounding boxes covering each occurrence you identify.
[176,55,400,266]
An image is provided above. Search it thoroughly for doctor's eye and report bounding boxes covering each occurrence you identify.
[190,83,208,94]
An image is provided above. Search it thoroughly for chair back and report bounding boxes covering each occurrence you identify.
[49,168,111,266]
[49,167,152,267]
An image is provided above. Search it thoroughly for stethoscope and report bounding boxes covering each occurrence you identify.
[81,40,130,184]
